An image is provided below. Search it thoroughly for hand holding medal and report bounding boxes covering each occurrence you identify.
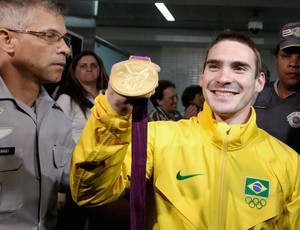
[108,56,160,230]
[109,55,160,98]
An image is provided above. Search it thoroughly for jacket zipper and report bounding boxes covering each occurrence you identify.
[217,128,230,229]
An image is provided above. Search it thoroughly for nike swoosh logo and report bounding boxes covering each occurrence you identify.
[176,170,204,180]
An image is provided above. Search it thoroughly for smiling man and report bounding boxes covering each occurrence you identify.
[70,30,300,229]
[254,22,300,153]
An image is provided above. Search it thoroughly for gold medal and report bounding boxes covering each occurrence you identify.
[110,56,159,97]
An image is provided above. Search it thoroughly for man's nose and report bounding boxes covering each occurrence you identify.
[215,67,232,83]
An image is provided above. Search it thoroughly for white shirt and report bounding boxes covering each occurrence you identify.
[56,94,94,143]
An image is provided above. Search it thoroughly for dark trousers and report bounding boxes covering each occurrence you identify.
[57,191,88,230]
[58,191,130,230]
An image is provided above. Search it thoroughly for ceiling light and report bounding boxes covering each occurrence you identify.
[94,1,99,16]
[155,3,175,21]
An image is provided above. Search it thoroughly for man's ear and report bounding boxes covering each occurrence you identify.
[0,29,15,53]
[255,72,266,93]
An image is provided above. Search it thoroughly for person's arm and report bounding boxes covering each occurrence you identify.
[70,85,134,207]
[70,57,159,207]
[286,155,300,228]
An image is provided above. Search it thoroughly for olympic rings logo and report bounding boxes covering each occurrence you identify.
[245,196,267,209]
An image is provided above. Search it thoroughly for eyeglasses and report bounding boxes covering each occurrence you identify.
[5,28,71,47]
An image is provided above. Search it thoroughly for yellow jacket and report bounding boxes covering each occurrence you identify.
[71,93,300,230]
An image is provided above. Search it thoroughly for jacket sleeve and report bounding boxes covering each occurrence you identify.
[70,93,133,207]
[286,154,300,228]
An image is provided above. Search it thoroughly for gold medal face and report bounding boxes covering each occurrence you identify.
[110,58,159,97]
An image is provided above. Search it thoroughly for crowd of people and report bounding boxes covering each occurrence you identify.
[0,0,299,229]
[148,80,205,121]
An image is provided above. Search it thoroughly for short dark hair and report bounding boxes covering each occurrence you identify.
[181,85,202,109]
[203,29,263,77]
[150,80,176,107]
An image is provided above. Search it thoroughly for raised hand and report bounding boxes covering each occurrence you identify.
[107,56,160,115]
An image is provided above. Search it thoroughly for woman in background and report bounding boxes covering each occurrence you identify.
[56,51,109,142]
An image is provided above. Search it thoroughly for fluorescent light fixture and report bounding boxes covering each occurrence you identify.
[94,1,99,16]
[155,3,175,21]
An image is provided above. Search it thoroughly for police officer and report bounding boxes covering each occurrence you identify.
[254,22,300,153]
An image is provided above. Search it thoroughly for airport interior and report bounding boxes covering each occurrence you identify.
[61,0,300,113]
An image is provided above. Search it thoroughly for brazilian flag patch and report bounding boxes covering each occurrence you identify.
[244,177,269,198]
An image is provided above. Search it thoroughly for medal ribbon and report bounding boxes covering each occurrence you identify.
[129,55,154,230]
[131,97,148,230]
[111,55,157,230]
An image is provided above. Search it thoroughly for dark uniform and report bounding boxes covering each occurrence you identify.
[254,81,300,153]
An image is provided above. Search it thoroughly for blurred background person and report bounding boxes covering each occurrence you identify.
[56,50,109,142]
[56,51,109,230]
[181,85,205,119]
[148,79,184,121]
[254,22,300,153]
